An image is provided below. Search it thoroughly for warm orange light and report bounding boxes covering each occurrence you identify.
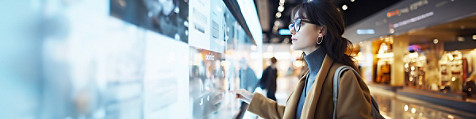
[387,10,400,18]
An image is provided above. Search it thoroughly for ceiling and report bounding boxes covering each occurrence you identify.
[398,15,476,44]
[255,0,402,44]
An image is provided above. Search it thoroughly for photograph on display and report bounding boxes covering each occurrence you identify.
[110,0,188,43]
[209,1,226,53]
[188,0,211,50]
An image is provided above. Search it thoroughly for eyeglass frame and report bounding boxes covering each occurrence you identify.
[288,19,314,33]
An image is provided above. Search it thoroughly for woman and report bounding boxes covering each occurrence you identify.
[233,1,372,119]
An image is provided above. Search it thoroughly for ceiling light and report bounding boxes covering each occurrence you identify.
[274,21,280,26]
[280,0,285,4]
[278,6,284,12]
[273,26,279,33]
[342,4,348,10]
[473,35,476,40]
[351,0,355,2]
[433,39,438,44]
[275,12,282,18]
[457,36,465,42]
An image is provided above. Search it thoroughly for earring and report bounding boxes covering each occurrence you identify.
[317,34,324,44]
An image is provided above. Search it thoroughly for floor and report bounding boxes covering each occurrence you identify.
[213,75,476,119]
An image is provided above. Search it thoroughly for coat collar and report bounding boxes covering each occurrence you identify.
[301,55,334,118]
[282,69,307,119]
[283,55,334,119]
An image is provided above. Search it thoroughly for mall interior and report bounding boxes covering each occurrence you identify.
[1,0,476,119]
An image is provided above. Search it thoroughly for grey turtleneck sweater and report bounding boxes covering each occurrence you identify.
[295,47,326,119]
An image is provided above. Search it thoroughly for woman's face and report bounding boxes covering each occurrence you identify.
[290,13,322,53]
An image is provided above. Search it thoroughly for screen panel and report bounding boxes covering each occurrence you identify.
[0,0,261,118]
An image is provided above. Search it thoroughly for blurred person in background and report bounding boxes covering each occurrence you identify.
[258,57,278,101]
[233,0,373,118]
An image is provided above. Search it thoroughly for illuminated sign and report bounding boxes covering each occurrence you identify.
[386,0,429,18]
[356,29,375,35]
[344,0,476,42]
[279,29,291,35]
[391,12,434,29]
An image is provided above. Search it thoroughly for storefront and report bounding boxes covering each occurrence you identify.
[375,38,394,84]
[345,0,476,103]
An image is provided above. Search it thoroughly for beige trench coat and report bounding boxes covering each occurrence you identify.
[248,55,372,119]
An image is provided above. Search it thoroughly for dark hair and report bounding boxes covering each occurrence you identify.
[271,57,278,64]
[291,0,358,71]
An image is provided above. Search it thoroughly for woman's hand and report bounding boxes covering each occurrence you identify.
[231,89,253,104]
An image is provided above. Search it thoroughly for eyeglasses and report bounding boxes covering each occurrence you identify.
[289,19,313,33]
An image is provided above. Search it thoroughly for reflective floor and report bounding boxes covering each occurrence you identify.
[368,87,475,119]
[269,76,476,119]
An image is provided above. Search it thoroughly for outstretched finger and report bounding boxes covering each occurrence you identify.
[236,94,241,98]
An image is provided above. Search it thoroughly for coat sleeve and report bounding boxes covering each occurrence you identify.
[337,70,372,119]
[247,93,285,119]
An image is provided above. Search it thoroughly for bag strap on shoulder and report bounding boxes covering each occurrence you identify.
[332,66,360,119]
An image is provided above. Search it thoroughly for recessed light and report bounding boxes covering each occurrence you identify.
[457,36,465,42]
[274,21,280,26]
[278,6,284,12]
[342,4,348,10]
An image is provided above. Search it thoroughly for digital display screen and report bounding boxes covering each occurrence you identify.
[0,0,261,118]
